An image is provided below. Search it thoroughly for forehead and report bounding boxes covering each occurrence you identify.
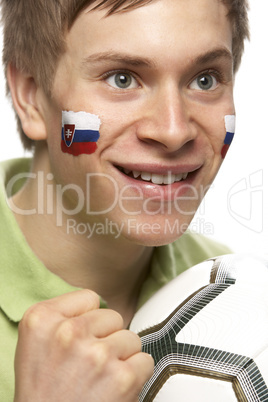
[78,0,227,19]
[78,0,230,27]
[65,0,232,68]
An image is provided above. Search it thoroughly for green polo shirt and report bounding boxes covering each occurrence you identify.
[0,158,231,401]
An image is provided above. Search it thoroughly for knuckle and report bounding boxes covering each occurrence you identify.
[110,309,124,328]
[56,319,77,349]
[116,365,137,395]
[20,303,50,331]
[102,309,124,330]
[85,341,111,373]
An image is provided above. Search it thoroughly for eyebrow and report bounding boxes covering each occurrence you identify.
[194,48,233,66]
[82,48,233,70]
[82,51,156,68]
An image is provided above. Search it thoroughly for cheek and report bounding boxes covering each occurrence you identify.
[221,115,236,159]
[203,113,235,158]
[45,111,62,162]
[61,111,101,157]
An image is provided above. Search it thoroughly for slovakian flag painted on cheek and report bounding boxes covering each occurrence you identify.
[221,115,235,159]
[61,111,101,156]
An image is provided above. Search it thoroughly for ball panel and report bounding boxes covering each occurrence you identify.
[212,254,268,286]
[175,285,268,357]
[130,260,213,333]
[139,344,268,401]
[154,374,237,402]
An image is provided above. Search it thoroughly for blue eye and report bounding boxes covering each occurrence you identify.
[190,73,218,91]
[106,72,139,89]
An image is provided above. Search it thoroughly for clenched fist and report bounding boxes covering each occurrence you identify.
[14,290,154,402]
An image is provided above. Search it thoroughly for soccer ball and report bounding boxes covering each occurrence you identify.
[130,254,268,401]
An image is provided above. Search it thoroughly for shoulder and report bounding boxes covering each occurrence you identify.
[170,231,232,274]
[0,157,32,193]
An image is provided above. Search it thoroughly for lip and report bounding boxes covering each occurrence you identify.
[115,163,199,175]
[112,162,203,201]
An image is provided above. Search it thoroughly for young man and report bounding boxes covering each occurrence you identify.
[0,0,249,400]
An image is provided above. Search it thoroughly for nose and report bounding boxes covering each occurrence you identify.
[136,85,197,153]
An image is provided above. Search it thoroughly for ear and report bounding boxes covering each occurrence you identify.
[7,63,47,141]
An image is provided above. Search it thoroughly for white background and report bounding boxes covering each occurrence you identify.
[0,0,267,253]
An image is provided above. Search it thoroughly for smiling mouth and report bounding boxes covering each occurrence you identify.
[117,166,189,185]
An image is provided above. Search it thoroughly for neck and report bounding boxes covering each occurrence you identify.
[11,147,153,326]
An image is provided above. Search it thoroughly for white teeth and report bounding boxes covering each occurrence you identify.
[175,173,183,182]
[152,174,164,184]
[133,171,140,178]
[163,174,175,185]
[163,176,170,185]
[141,172,151,181]
[122,168,188,184]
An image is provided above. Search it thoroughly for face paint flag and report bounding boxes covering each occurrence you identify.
[61,111,101,156]
[221,115,235,159]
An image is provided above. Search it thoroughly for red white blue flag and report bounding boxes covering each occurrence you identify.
[221,115,235,159]
[61,111,101,156]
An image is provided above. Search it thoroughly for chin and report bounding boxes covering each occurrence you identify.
[121,222,188,247]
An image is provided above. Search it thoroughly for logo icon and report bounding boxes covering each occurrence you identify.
[64,124,75,147]
[227,170,264,233]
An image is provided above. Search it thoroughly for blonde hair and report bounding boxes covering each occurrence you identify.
[1,0,249,150]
